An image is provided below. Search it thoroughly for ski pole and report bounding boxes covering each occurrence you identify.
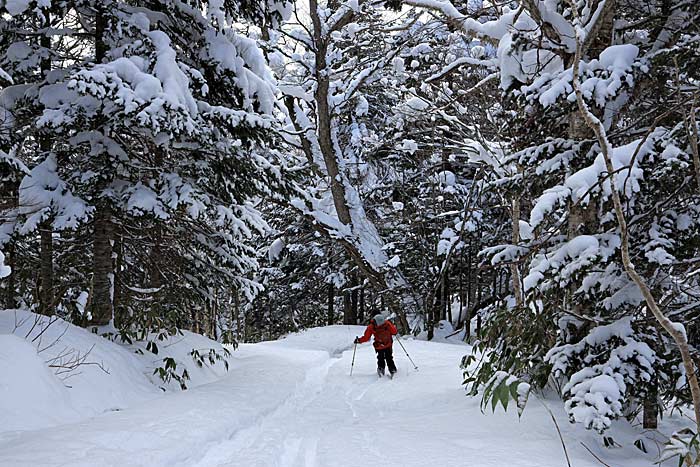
[350,341,357,376]
[395,335,418,370]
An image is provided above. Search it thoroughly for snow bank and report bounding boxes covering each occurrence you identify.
[0,309,230,435]
[416,319,469,344]
[272,325,365,356]
[0,334,82,431]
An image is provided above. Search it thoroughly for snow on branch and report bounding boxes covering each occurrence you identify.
[404,0,516,41]
[17,155,93,234]
[426,58,498,82]
[0,251,10,278]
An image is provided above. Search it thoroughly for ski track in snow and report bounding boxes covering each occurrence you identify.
[0,325,676,467]
[189,354,338,467]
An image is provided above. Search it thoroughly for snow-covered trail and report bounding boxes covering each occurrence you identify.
[0,326,663,467]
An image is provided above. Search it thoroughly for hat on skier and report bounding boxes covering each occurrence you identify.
[372,314,386,326]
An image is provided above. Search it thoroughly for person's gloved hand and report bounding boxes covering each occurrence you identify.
[354,337,360,344]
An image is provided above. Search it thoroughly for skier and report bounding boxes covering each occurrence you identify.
[354,314,398,378]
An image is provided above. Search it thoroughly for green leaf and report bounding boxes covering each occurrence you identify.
[508,382,519,401]
[146,341,159,355]
[499,385,509,412]
[490,384,499,412]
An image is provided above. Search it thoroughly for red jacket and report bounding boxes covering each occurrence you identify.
[358,320,398,350]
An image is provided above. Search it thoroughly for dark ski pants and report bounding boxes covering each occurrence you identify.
[376,347,397,374]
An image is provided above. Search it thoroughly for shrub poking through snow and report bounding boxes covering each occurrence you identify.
[471,369,531,416]
[154,357,190,391]
[659,429,700,467]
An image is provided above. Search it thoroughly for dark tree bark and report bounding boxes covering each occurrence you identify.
[192,308,201,334]
[358,284,365,324]
[327,283,335,325]
[0,139,20,310]
[343,273,357,324]
[88,6,113,328]
[350,272,358,324]
[90,204,114,326]
[343,288,352,325]
[3,243,16,309]
[209,300,218,340]
[38,8,55,317]
[39,223,54,316]
[443,271,450,323]
[149,224,163,325]
[643,385,658,429]
[113,229,125,328]
[234,291,242,341]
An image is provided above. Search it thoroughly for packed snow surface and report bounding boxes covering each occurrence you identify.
[0,323,679,466]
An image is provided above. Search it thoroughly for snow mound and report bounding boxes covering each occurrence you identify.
[416,319,468,344]
[0,334,81,431]
[0,309,230,435]
[271,324,366,356]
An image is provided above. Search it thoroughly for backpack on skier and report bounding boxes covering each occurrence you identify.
[354,314,398,377]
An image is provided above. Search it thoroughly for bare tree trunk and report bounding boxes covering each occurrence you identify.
[643,307,659,429]
[192,308,201,334]
[442,270,450,322]
[464,240,473,338]
[149,224,163,327]
[90,204,113,326]
[458,252,464,325]
[234,292,241,342]
[88,6,113,328]
[643,379,659,429]
[38,8,54,317]
[149,147,165,327]
[3,243,16,309]
[359,283,365,324]
[327,282,335,325]
[94,6,107,65]
[113,229,125,328]
[445,272,452,324]
[570,21,700,432]
[39,223,54,316]
[210,299,218,340]
[464,305,472,341]
[687,97,700,191]
[350,271,358,324]
[510,192,523,309]
[583,0,617,59]
[343,282,356,325]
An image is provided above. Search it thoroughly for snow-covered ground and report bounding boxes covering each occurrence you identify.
[0,319,680,466]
